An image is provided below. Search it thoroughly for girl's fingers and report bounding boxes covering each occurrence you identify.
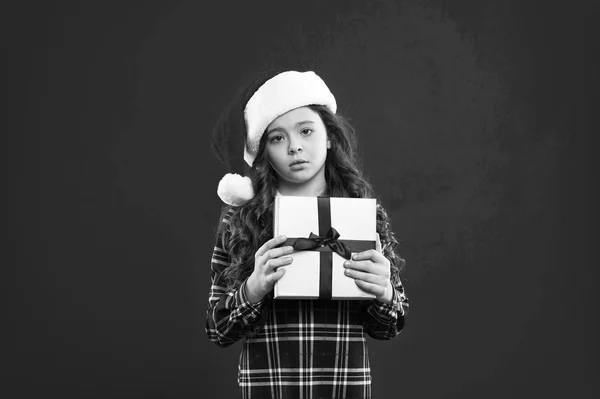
[344,259,376,273]
[265,245,294,260]
[266,267,286,284]
[265,256,293,271]
[256,235,287,257]
[352,249,386,263]
[344,259,390,279]
[375,233,382,253]
[353,279,387,297]
[344,267,387,286]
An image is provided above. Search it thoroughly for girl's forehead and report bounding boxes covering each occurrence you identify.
[267,106,321,130]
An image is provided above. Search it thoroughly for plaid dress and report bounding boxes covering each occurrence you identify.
[206,209,409,399]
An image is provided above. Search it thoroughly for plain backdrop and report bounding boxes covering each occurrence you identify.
[7,0,598,398]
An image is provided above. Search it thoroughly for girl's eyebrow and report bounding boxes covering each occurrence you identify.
[295,120,315,126]
[267,120,315,135]
[266,126,285,135]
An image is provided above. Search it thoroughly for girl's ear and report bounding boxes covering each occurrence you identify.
[326,139,332,149]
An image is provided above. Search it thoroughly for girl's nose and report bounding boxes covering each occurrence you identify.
[288,141,303,154]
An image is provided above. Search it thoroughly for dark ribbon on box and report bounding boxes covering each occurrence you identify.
[288,227,353,260]
[283,197,375,300]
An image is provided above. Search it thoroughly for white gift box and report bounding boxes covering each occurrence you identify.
[273,196,377,300]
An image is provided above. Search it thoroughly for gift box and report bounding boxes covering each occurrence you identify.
[273,196,377,300]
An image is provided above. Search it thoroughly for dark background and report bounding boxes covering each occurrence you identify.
[7,0,598,398]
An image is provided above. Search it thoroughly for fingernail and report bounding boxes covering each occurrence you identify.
[352,254,358,260]
[280,235,287,240]
[344,261,349,267]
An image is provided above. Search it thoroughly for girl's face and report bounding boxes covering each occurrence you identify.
[264,106,331,195]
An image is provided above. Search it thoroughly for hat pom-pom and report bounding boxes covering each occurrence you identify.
[217,173,255,206]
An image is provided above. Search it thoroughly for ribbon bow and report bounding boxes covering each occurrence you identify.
[287,227,352,260]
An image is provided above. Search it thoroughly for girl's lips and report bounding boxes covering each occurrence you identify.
[289,160,308,167]
[289,161,308,170]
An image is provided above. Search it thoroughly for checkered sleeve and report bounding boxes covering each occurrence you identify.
[205,208,265,348]
[363,280,409,340]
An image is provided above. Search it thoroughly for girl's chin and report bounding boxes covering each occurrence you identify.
[278,170,310,181]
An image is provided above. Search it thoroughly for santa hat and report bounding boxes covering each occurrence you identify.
[211,70,337,206]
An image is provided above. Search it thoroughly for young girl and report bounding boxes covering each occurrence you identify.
[206,70,409,399]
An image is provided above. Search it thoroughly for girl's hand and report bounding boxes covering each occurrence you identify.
[245,235,294,303]
[343,233,394,303]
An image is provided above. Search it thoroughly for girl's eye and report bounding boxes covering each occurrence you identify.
[269,135,284,143]
[301,128,313,135]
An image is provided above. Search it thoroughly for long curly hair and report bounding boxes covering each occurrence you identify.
[215,101,405,291]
